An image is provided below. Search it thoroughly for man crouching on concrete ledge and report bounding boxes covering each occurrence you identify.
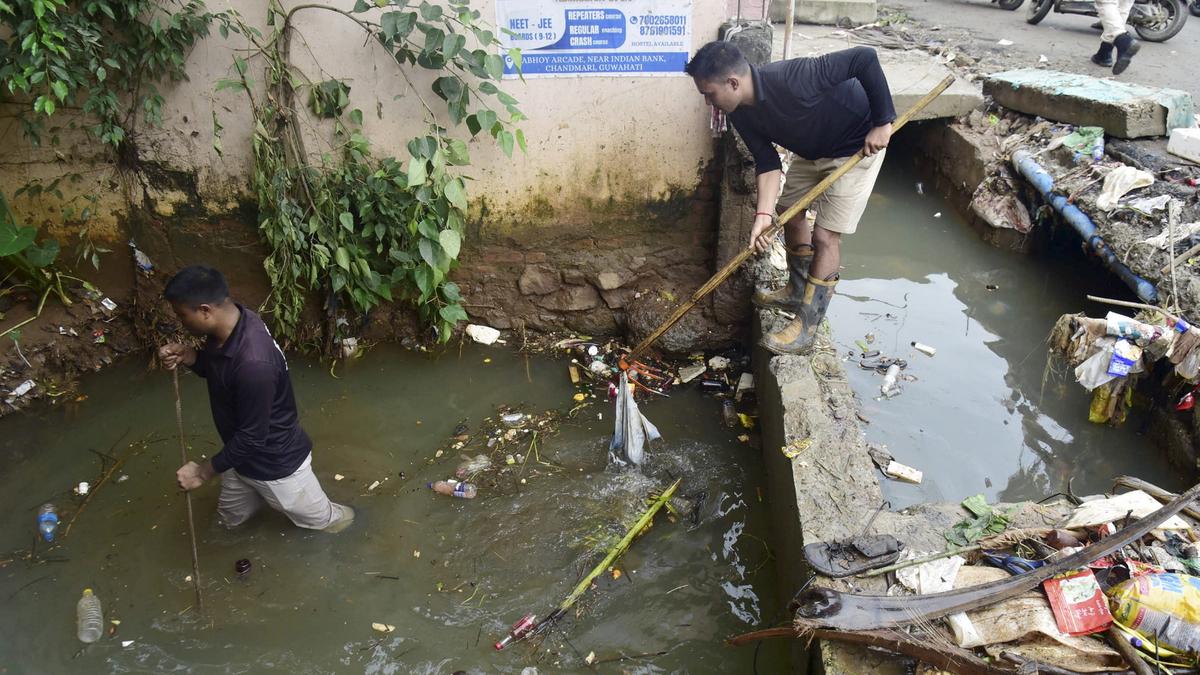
[686,41,895,354]
[158,265,354,533]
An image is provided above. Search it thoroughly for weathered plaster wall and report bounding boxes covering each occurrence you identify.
[1,0,726,240]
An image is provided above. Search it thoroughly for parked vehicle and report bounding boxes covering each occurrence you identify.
[1190,0,1199,18]
[1023,0,1188,42]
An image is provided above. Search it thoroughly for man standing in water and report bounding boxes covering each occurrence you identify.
[158,265,354,532]
[686,42,894,354]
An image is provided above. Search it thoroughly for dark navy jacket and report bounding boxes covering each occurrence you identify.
[727,46,897,172]
[190,305,311,480]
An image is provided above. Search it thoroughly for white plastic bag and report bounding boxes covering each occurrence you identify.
[1096,166,1154,211]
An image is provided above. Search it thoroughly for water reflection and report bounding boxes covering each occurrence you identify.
[828,152,1185,507]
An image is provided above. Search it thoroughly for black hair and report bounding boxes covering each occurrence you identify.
[684,41,749,82]
[163,265,230,307]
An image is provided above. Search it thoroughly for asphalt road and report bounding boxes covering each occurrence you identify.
[884,0,1200,102]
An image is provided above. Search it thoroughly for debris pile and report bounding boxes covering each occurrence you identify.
[1049,305,1198,424]
[771,478,1200,673]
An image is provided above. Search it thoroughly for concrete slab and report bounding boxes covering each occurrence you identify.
[770,0,877,26]
[1168,127,1200,165]
[984,69,1195,139]
[779,27,984,121]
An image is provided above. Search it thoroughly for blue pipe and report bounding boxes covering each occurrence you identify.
[1012,149,1158,304]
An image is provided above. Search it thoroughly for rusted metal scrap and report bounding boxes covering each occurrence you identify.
[791,481,1200,631]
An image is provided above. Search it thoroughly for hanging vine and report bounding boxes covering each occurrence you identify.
[220,0,525,348]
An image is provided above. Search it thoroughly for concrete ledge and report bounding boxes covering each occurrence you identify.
[984,69,1195,139]
[781,29,984,122]
[770,0,878,26]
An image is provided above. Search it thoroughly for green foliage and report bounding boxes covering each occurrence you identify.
[226,0,524,346]
[0,0,226,148]
[0,192,70,305]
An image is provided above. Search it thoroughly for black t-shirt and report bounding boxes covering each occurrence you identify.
[190,305,312,480]
[727,46,897,172]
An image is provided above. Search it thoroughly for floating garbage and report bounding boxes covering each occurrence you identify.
[911,341,936,357]
[235,558,252,577]
[75,481,90,496]
[465,324,501,345]
[100,297,118,312]
[8,379,35,400]
[882,461,922,484]
[880,364,901,397]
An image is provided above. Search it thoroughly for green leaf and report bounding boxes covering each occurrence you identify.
[50,80,67,101]
[432,76,462,103]
[234,56,248,75]
[95,66,106,82]
[335,246,351,271]
[338,211,354,231]
[413,266,432,299]
[357,258,371,278]
[508,48,522,74]
[498,129,514,157]
[515,128,527,154]
[446,139,469,165]
[418,237,437,268]
[442,32,466,60]
[441,281,462,302]
[352,0,369,12]
[439,303,468,323]
[484,53,505,80]
[475,109,497,134]
[439,228,461,258]
[406,157,427,187]
[23,238,58,267]
[349,108,363,126]
[0,223,37,257]
[443,179,467,212]
[381,11,402,40]
[419,1,443,20]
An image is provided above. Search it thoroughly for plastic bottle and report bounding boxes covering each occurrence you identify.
[721,399,738,428]
[428,479,477,499]
[38,504,59,542]
[494,613,537,650]
[880,364,901,396]
[76,588,103,643]
[1091,136,1105,162]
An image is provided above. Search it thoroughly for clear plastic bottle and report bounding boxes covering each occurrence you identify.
[38,504,59,542]
[428,479,477,499]
[721,399,738,428]
[76,588,103,643]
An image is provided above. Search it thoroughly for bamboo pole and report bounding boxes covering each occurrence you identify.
[554,478,681,614]
[1086,294,1179,321]
[782,0,795,61]
[173,369,205,614]
[625,75,956,363]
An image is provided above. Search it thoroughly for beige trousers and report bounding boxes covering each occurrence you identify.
[777,149,886,234]
[217,453,349,530]
[1096,0,1134,43]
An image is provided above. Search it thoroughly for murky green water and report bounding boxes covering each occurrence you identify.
[829,151,1188,508]
[0,345,785,673]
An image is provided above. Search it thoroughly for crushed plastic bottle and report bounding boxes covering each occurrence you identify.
[38,504,59,542]
[77,588,103,643]
[429,479,477,499]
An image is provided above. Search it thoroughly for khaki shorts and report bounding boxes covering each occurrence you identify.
[777,149,886,235]
[217,453,350,531]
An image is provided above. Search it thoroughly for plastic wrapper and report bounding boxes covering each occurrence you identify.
[1108,573,1200,659]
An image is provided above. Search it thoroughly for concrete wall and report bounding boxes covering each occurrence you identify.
[1,0,727,241]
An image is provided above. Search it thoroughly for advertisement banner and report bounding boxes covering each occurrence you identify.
[495,0,693,78]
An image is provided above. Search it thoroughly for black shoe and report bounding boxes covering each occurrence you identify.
[1113,33,1140,75]
[1091,42,1115,67]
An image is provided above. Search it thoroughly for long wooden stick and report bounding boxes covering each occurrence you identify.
[625,75,956,363]
[173,368,204,614]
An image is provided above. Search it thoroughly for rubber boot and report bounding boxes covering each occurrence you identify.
[1091,42,1114,67]
[761,274,838,355]
[1112,33,1140,75]
[752,244,814,312]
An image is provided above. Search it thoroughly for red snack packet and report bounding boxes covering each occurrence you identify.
[1043,568,1113,636]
